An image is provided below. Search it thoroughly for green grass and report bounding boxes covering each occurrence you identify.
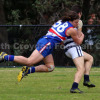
[0,67,100,100]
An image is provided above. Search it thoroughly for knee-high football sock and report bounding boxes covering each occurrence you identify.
[84,74,89,82]
[72,82,78,89]
[28,67,35,74]
[4,55,14,61]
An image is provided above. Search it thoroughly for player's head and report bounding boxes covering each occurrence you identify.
[61,11,79,28]
[71,5,82,18]
[61,11,79,22]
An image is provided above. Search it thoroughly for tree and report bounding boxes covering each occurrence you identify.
[82,0,100,23]
[0,0,9,52]
[82,0,91,22]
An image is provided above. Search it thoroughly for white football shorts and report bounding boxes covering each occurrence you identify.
[65,46,84,59]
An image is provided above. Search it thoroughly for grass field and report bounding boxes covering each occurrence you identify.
[0,67,100,100]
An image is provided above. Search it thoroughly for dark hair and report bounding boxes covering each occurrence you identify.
[61,11,79,22]
[71,5,82,14]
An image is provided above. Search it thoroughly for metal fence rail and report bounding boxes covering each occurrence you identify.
[0,25,100,66]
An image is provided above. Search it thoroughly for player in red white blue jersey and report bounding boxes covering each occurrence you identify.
[0,11,84,83]
[36,20,74,57]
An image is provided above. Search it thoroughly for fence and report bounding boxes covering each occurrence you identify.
[0,25,100,67]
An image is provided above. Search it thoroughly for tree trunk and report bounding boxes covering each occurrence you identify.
[0,0,9,66]
[82,0,91,22]
[0,0,9,53]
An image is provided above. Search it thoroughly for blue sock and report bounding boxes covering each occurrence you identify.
[4,55,14,61]
[28,67,35,74]
[72,82,78,89]
[84,75,89,82]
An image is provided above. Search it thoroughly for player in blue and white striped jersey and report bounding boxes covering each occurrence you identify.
[64,5,95,93]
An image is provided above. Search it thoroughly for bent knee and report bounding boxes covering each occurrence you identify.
[47,65,55,72]
[26,63,33,67]
[26,58,34,66]
[86,55,93,63]
[90,55,93,63]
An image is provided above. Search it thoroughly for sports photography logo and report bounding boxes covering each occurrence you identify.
[1,41,100,51]
[0,43,36,51]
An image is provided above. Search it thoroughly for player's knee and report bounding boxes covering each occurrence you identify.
[47,65,55,72]
[78,66,85,73]
[26,62,32,67]
[90,55,93,63]
[26,58,34,66]
[86,55,93,63]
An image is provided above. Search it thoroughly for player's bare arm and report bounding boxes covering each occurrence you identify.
[66,28,84,45]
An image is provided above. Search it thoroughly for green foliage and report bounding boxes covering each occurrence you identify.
[3,0,100,24]
[34,0,78,24]
[4,0,38,24]
[4,0,83,25]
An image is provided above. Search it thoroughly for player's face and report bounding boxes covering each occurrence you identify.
[70,19,79,28]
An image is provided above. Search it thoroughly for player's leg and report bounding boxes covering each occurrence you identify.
[17,54,54,82]
[15,49,44,66]
[65,46,85,93]
[16,49,44,82]
[70,57,85,93]
[0,49,44,66]
[70,56,85,93]
[83,51,95,87]
[17,37,54,81]
[73,57,85,83]
[23,54,54,74]
[35,54,55,72]
[83,51,93,75]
